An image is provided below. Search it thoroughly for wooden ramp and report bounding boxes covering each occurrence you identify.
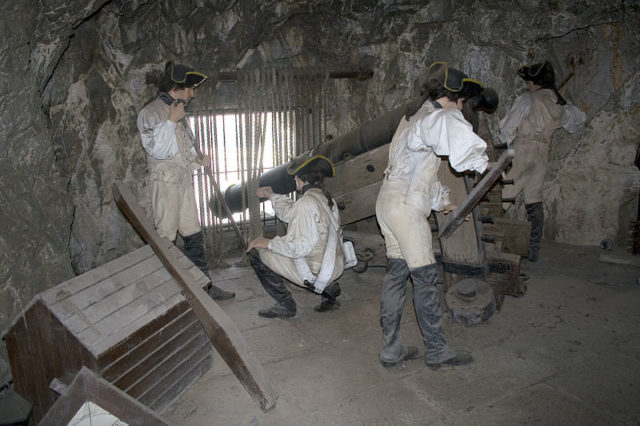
[3,244,212,423]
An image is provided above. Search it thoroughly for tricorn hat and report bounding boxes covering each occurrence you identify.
[164,61,208,88]
[517,61,554,86]
[428,61,483,98]
[287,155,335,178]
[471,87,499,113]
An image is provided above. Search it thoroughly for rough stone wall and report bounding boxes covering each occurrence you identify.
[0,0,111,383]
[0,0,638,384]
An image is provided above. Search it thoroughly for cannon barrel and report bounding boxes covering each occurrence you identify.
[211,98,416,215]
[211,88,498,216]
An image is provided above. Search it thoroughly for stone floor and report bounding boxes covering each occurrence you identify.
[162,241,640,425]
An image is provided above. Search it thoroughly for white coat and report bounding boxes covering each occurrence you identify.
[137,97,202,240]
[500,89,586,204]
[257,188,344,290]
[376,101,488,268]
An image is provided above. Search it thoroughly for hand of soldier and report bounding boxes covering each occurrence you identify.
[169,101,186,122]
[442,204,471,221]
[197,154,210,167]
[256,186,274,199]
[442,204,457,215]
[246,237,270,252]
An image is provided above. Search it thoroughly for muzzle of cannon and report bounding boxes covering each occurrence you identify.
[210,88,498,216]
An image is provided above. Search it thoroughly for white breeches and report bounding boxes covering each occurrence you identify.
[376,179,436,269]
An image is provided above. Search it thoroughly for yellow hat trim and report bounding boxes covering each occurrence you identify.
[288,154,335,177]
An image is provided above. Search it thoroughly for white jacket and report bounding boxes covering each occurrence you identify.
[383,101,489,215]
[498,89,586,146]
[137,97,200,178]
[268,188,343,268]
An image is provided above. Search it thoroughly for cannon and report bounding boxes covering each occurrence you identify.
[210,87,529,316]
[211,88,500,216]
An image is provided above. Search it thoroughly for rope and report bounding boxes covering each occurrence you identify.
[190,67,329,257]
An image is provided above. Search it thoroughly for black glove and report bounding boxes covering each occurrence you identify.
[303,280,317,293]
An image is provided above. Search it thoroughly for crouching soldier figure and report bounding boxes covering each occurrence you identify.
[246,155,345,318]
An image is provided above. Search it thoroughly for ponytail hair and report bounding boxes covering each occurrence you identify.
[533,62,566,106]
[297,171,334,208]
[404,79,465,120]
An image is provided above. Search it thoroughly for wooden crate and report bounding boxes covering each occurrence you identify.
[2,244,213,423]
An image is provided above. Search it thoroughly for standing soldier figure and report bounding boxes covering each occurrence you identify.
[375,62,489,369]
[499,60,586,262]
[137,61,235,300]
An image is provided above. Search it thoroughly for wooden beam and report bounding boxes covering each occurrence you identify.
[325,144,389,198]
[112,182,278,411]
[333,181,383,225]
[438,149,515,239]
[40,367,171,426]
[435,163,482,272]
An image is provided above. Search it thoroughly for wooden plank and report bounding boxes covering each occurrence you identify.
[91,293,187,357]
[57,307,98,386]
[4,317,37,416]
[113,181,278,411]
[48,255,165,323]
[23,303,54,421]
[99,305,193,381]
[39,367,172,426]
[35,307,66,393]
[40,245,156,306]
[333,181,383,225]
[486,251,526,306]
[66,255,165,310]
[43,252,164,330]
[326,144,389,197]
[148,347,213,411]
[483,218,531,257]
[479,202,504,218]
[141,342,212,409]
[114,319,204,392]
[124,331,209,399]
[436,163,481,267]
[76,279,183,351]
[98,301,191,373]
[75,270,175,332]
[439,149,515,239]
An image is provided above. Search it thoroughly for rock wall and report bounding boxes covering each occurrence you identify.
[0,0,638,383]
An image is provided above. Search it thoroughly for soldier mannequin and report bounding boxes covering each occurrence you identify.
[375,62,488,369]
[246,156,344,318]
[137,61,235,300]
[499,61,586,262]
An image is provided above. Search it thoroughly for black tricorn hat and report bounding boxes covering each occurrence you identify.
[517,61,554,85]
[428,61,483,98]
[165,61,208,88]
[286,155,335,178]
[471,87,499,113]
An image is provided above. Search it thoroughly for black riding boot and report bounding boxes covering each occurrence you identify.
[410,264,459,366]
[182,232,235,300]
[314,282,341,312]
[525,202,544,262]
[248,249,296,318]
[379,258,414,366]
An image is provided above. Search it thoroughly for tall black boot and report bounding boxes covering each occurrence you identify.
[248,249,296,318]
[410,264,463,367]
[182,232,235,300]
[314,282,341,312]
[525,202,544,262]
[379,258,413,366]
